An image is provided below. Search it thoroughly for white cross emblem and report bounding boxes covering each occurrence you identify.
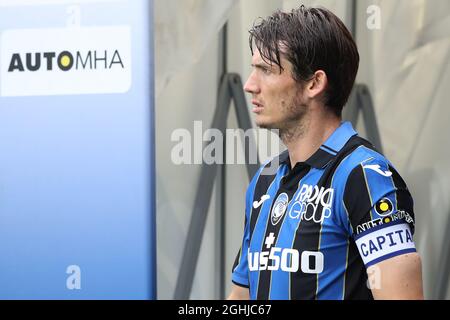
[265,232,275,249]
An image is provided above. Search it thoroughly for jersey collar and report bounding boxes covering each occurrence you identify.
[280,121,358,169]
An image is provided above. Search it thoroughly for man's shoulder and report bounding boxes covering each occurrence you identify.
[335,142,394,182]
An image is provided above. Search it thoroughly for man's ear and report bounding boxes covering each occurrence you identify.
[305,70,328,99]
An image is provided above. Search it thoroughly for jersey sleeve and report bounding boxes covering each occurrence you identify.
[342,158,416,267]
[231,172,257,288]
[231,217,250,287]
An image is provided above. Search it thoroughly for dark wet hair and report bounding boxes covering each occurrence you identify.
[249,5,359,116]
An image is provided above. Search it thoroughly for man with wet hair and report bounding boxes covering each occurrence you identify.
[228,6,423,300]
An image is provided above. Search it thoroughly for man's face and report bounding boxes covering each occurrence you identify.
[244,48,308,130]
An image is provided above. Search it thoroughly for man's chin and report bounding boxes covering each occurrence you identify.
[256,121,277,130]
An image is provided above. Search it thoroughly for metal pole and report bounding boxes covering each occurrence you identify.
[350,0,357,39]
[218,23,228,300]
[358,85,383,153]
[230,73,260,179]
[173,72,260,299]
[173,77,231,299]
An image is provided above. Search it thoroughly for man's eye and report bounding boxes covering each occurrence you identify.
[262,68,271,75]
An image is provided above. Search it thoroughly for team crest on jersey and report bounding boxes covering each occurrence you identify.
[271,193,289,226]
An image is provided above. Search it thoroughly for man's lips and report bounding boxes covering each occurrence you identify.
[252,100,264,113]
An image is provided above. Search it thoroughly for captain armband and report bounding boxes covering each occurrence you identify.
[354,220,416,267]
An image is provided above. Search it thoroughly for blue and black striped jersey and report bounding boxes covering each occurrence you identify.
[232,121,416,300]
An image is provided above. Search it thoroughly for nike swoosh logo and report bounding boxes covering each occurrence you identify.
[363,164,393,177]
[253,195,270,209]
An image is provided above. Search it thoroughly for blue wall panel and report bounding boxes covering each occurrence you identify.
[0,0,155,299]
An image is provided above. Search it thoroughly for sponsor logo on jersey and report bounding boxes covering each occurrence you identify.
[253,194,270,209]
[374,198,394,216]
[363,164,393,177]
[287,184,334,224]
[356,210,415,234]
[270,193,288,226]
[248,233,324,274]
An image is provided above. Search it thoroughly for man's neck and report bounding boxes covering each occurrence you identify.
[281,111,341,169]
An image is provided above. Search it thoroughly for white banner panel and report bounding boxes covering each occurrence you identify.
[1,26,131,96]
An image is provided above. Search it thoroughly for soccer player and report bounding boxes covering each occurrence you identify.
[228,6,423,300]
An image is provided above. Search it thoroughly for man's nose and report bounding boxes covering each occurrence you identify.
[243,71,260,94]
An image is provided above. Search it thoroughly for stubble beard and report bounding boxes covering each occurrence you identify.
[256,89,310,146]
[275,94,310,145]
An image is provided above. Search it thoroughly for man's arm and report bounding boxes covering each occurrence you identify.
[368,252,424,299]
[342,159,422,299]
[227,284,250,300]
